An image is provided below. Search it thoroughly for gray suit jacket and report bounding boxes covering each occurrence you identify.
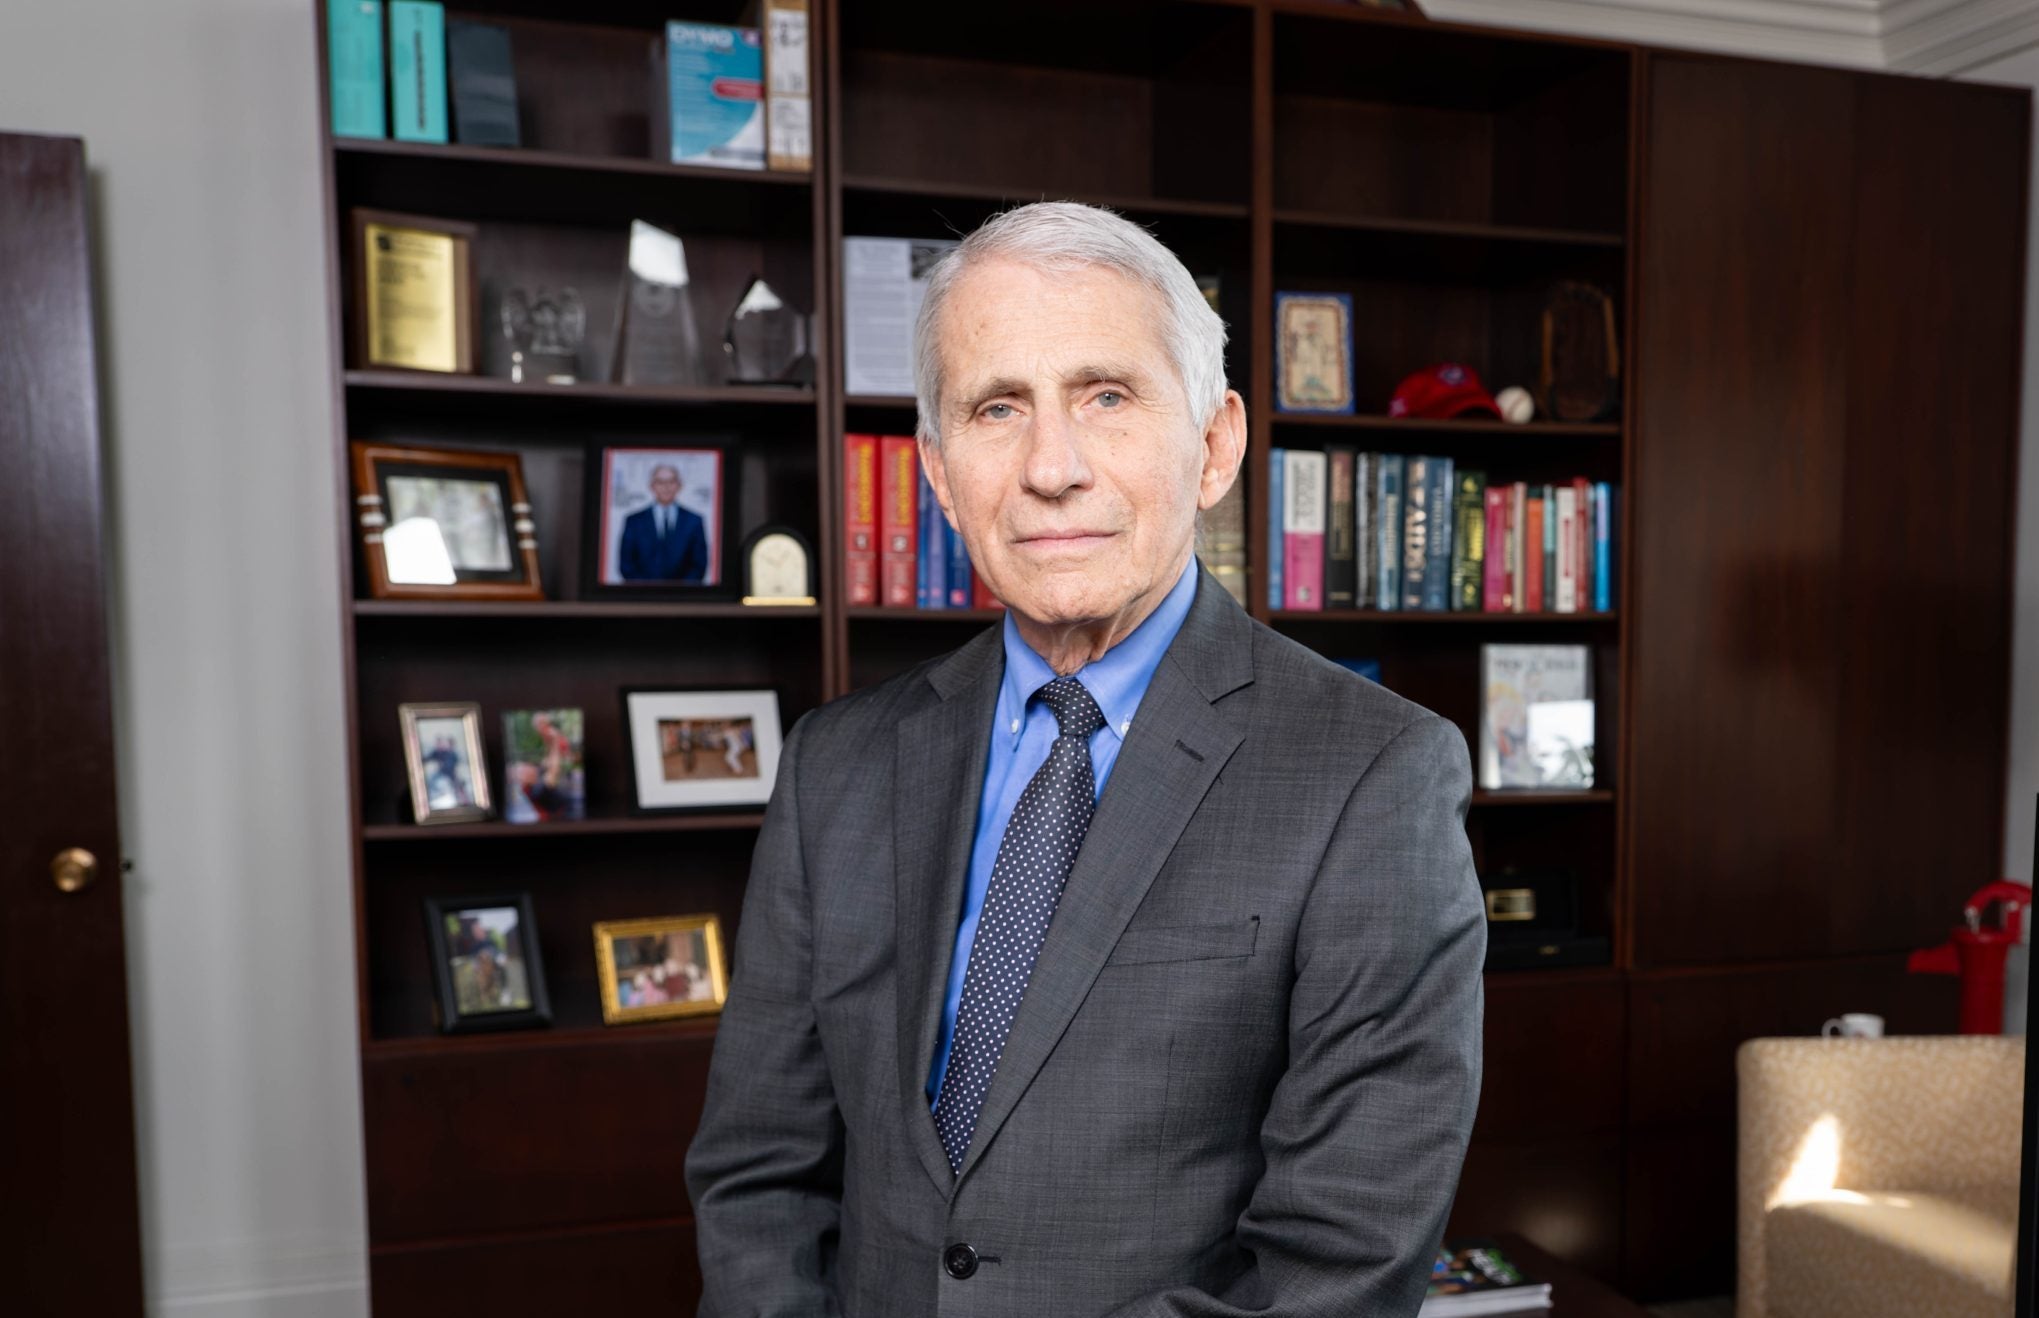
[685,566,1486,1317]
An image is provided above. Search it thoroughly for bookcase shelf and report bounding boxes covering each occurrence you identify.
[1471,789,1615,807]
[847,607,1006,624]
[362,813,766,842]
[1270,415,1620,438]
[1273,208,1622,249]
[353,600,820,621]
[363,1014,719,1061]
[1269,610,1617,624]
[843,172,1253,221]
[343,369,817,409]
[334,136,812,186]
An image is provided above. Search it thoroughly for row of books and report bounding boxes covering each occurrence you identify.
[842,435,1002,610]
[327,3,812,173]
[1269,448,1616,614]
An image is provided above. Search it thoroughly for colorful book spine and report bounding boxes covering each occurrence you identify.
[972,573,1003,611]
[1594,480,1614,612]
[1554,484,1579,613]
[1421,456,1454,613]
[1267,447,1285,611]
[389,1,448,144]
[1324,445,1357,609]
[1484,486,1508,612]
[844,433,878,606]
[1282,449,1327,611]
[329,0,386,140]
[1355,452,1378,609]
[1452,469,1485,612]
[1574,477,1593,610]
[1510,482,1528,613]
[945,512,971,608]
[1376,455,1403,612]
[878,435,916,608]
[1524,492,1546,614]
[917,473,946,609]
[1400,455,1427,611]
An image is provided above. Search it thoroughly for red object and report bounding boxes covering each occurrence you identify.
[878,436,917,608]
[1387,363,1503,420]
[1525,494,1546,613]
[1907,879,2030,1033]
[843,433,878,606]
[972,576,1003,611]
[1483,487,1507,610]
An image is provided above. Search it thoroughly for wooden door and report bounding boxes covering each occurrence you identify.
[0,130,145,1316]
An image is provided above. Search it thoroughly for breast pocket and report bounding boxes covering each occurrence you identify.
[1104,916,1259,966]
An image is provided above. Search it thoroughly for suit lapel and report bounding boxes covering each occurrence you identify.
[893,624,1003,1196]
[953,569,1255,1184]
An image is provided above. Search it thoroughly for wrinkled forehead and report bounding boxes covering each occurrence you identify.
[936,257,1176,395]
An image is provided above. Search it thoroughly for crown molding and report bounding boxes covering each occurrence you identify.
[1423,0,2039,75]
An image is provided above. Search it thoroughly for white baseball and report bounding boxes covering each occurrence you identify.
[1496,386,1535,424]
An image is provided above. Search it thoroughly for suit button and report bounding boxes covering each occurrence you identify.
[943,1243,978,1280]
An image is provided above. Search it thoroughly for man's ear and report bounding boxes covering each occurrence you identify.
[1198,389,1248,512]
[918,435,960,532]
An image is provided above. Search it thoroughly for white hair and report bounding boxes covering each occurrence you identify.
[911,201,1228,447]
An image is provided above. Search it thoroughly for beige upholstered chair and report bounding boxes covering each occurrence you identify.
[1737,1036,2023,1318]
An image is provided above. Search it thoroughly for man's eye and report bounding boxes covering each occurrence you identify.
[1096,391,1124,408]
[982,403,1014,420]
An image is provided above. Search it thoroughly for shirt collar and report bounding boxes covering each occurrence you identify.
[996,557,1200,749]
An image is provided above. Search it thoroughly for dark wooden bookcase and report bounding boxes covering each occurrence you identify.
[315,1,2027,1309]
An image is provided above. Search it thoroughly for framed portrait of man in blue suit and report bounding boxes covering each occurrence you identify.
[587,444,731,597]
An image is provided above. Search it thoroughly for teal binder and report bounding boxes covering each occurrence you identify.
[389,1,448,144]
[328,0,385,140]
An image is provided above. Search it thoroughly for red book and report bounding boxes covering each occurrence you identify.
[843,433,878,606]
[1524,494,1546,614]
[1573,477,1593,611]
[1483,487,1508,612]
[1281,449,1327,611]
[972,575,1003,610]
[879,436,917,609]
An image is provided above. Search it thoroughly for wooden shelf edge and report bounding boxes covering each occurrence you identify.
[1270,413,1621,437]
[362,813,765,841]
[352,600,820,620]
[844,393,917,409]
[1471,789,1615,806]
[333,137,813,188]
[841,172,1251,220]
[1270,609,1617,623]
[848,607,1006,623]
[363,1015,720,1061]
[343,369,817,408]
[1273,207,1624,249]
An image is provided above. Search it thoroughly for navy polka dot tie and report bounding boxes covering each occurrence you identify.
[932,675,1106,1174]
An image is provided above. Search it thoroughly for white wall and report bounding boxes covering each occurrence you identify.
[0,2,366,1314]
[1967,43,2039,887]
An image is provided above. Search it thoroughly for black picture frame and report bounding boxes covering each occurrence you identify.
[423,892,552,1034]
[581,440,740,600]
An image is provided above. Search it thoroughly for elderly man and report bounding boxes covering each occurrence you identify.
[619,463,709,582]
[685,202,1485,1316]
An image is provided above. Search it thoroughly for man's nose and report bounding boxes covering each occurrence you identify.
[1019,403,1092,498]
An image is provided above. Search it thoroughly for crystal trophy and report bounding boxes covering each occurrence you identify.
[500,286,586,385]
[724,275,814,387]
[613,220,710,387]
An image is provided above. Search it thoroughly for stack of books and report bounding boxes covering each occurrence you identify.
[842,435,1000,611]
[1422,1239,1553,1316]
[1267,448,1615,614]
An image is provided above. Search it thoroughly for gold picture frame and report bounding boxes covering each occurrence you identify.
[594,914,729,1024]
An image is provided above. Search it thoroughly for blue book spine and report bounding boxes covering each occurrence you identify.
[945,513,970,608]
[389,1,448,144]
[1267,448,1285,611]
[1421,456,1453,612]
[1594,481,1614,612]
[329,1,386,139]
[1376,455,1403,612]
[919,476,946,609]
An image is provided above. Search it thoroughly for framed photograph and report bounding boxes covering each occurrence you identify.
[584,443,735,598]
[1275,291,1355,415]
[350,441,544,601]
[425,893,551,1032]
[503,708,586,823]
[593,914,728,1024]
[399,701,493,824]
[621,687,783,812]
[349,208,478,374]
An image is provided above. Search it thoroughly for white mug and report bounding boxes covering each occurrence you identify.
[1822,1013,1885,1038]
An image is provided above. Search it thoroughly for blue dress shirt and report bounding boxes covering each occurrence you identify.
[926,557,1201,1103]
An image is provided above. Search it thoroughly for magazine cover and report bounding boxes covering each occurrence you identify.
[1479,644,1594,790]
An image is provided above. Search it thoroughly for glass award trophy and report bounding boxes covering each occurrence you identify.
[500,286,586,385]
[723,275,814,387]
[613,220,710,388]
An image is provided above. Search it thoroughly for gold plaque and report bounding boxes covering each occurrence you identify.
[1485,887,1537,922]
[351,209,477,374]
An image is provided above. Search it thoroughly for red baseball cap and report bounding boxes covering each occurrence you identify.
[1387,363,1502,419]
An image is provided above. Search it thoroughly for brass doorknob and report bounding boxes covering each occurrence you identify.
[51,847,98,894]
